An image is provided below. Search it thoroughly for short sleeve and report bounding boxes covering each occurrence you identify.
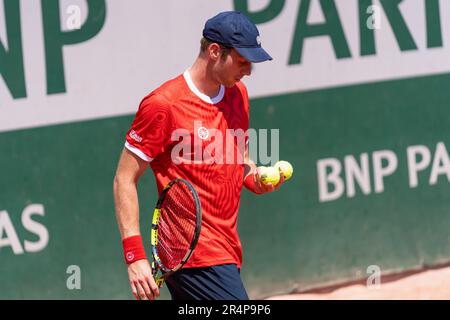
[125,93,173,162]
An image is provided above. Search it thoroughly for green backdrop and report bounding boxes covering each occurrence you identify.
[1,72,449,299]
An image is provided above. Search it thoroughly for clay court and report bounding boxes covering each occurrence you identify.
[268,266,450,300]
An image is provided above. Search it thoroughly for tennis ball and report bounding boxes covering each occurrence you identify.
[259,166,280,185]
[275,160,293,181]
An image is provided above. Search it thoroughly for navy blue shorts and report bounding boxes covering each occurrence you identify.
[165,264,249,300]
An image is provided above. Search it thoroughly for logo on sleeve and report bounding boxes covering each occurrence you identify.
[129,130,143,143]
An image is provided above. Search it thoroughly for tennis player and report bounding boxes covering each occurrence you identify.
[113,11,284,300]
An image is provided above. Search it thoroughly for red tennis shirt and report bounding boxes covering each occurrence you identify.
[125,70,250,268]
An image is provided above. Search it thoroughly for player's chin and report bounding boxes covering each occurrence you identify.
[223,81,237,88]
[225,78,241,87]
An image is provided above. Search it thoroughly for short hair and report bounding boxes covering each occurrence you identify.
[200,37,232,59]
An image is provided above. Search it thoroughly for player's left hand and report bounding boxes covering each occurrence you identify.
[254,166,285,194]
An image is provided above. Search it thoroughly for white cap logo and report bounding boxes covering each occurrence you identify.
[256,36,261,45]
[198,127,209,140]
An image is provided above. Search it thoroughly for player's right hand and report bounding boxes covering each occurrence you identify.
[127,259,160,300]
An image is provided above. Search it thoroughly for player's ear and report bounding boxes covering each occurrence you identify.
[208,43,221,61]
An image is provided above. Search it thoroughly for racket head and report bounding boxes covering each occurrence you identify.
[151,178,202,277]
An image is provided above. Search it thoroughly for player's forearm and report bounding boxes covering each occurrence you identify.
[243,160,263,194]
[113,177,141,239]
[243,148,257,178]
[243,161,255,179]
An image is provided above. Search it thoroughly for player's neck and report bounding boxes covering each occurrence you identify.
[188,59,222,99]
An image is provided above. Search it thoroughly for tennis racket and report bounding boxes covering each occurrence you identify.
[151,178,202,287]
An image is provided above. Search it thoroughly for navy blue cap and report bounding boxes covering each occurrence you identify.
[202,11,273,63]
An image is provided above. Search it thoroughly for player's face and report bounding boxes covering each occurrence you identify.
[216,49,252,87]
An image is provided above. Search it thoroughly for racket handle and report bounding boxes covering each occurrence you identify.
[155,277,165,288]
[152,261,165,288]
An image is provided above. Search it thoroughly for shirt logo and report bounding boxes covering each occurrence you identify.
[129,130,143,142]
[197,127,209,140]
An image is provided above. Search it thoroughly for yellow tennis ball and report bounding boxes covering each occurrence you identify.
[275,160,293,181]
[259,166,280,185]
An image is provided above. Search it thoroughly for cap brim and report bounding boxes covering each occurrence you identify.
[235,47,273,63]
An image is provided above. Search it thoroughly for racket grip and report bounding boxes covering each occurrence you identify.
[152,261,165,288]
[155,277,165,288]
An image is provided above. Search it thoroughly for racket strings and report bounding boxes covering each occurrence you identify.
[155,235,175,260]
[157,182,197,270]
